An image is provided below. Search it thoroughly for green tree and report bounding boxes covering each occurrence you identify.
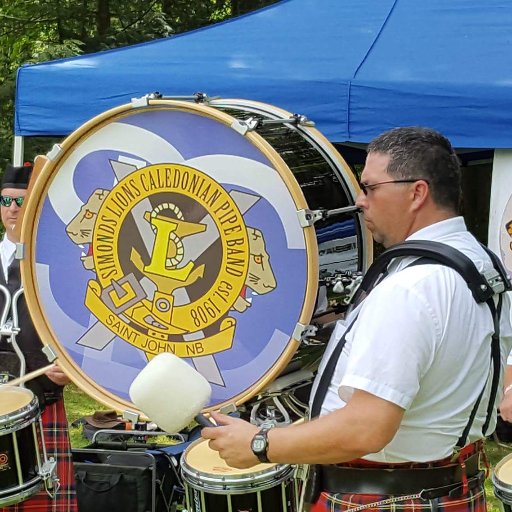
[0,0,278,169]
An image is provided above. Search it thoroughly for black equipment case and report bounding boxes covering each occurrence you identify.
[72,431,187,512]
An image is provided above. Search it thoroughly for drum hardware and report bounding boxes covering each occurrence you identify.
[297,204,361,227]
[232,113,315,135]
[250,396,291,427]
[319,269,364,304]
[293,322,318,344]
[132,91,213,108]
[493,453,512,512]
[181,438,298,512]
[247,370,315,426]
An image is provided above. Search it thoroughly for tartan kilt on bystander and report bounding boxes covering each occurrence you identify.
[0,399,78,512]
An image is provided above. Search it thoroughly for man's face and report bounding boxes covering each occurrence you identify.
[0,188,27,234]
[355,152,415,248]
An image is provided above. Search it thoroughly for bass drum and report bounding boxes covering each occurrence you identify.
[19,97,371,418]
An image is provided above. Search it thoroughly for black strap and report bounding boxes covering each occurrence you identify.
[310,316,358,418]
[354,240,506,304]
[406,252,505,447]
[314,240,508,447]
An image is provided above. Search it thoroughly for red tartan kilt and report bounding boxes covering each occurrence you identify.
[311,487,487,512]
[0,399,78,512]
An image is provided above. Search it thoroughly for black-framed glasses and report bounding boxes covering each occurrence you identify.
[0,195,24,208]
[359,179,428,196]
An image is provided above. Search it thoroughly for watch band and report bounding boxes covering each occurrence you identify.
[252,427,271,463]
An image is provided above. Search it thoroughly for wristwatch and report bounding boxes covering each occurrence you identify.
[251,427,272,463]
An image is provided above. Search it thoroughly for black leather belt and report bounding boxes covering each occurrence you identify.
[321,453,481,496]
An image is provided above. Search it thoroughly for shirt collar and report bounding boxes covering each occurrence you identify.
[389,216,466,273]
[406,216,467,242]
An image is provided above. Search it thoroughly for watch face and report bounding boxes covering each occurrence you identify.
[252,438,266,453]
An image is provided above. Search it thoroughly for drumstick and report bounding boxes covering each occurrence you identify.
[2,363,56,387]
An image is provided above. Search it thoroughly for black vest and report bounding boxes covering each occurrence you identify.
[0,256,62,407]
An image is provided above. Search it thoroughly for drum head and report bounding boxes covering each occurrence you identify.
[0,387,33,416]
[20,98,368,415]
[183,438,274,478]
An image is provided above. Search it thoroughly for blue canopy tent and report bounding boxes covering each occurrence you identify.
[14,0,512,154]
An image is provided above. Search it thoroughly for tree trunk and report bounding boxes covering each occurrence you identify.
[96,0,110,38]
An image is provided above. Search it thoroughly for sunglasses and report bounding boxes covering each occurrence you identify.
[0,195,25,208]
[359,179,428,196]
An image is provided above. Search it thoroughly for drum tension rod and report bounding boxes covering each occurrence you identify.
[132,91,212,108]
[233,114,315,135]
[297,205,361,227]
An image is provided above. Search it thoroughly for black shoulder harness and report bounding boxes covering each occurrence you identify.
[353,239,511,447]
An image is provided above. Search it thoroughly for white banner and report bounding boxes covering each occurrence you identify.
[489,150,512,276]
[489,150,512,332]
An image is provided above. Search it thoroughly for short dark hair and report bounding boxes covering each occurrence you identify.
[367,127,461,212]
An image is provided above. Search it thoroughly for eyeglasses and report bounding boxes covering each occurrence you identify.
[359,179,428,196]
[0,195,25,208]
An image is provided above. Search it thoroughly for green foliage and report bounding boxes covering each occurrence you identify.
[0,0,278,172]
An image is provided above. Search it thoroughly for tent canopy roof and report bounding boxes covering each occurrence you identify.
[15,0,512,148]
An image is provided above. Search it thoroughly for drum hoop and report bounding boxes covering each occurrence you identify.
[0,392,39,430]
[20,99,320,414]
[181,465,295,495]
[493,453,512,490]
[181,440,293,493]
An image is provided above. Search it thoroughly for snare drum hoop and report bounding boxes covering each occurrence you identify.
[0,388,39,435]
[181,439,294,494]
[20,99,319,414]
[493,452,512,499]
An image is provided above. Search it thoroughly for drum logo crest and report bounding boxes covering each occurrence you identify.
[66,163,277,360]
[0,453,9,471]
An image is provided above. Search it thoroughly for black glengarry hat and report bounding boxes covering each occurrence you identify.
[2,162,33,190]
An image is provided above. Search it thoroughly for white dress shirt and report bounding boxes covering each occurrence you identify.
[311,217,512,462]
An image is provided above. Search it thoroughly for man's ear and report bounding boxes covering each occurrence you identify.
[410,179,430,212]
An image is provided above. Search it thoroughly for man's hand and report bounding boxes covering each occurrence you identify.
[500,389,512,422]
[45,364,71,386]
[201,412,260,469]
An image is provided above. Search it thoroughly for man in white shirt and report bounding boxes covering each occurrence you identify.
[0,163,78,512]
[202,127,512,512]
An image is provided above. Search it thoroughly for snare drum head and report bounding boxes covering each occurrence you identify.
[495,454,512,487]
[183,438,274,477]
[0,387,34,416]
[20,98,369,414]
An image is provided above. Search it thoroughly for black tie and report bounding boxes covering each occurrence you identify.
[6,258,21,295]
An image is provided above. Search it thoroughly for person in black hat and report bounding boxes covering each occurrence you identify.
[0,162,78,512]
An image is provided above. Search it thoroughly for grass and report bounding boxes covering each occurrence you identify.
[63,384,512,511]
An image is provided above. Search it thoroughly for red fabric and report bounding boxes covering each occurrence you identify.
[311,442,486,512]
[310,486,487,512]
[0,399,78,512]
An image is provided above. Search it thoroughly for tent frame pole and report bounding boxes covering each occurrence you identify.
[13,136,24,165]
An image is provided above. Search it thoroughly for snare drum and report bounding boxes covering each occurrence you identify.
[18,97,372,418]
[493,453,512,511]
[0,387,45,506]
[181,438,297,512]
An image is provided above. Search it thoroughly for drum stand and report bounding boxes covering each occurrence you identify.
[0,284,60,498]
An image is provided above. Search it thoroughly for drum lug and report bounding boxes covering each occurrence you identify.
[131,95,151,108]
[15,243,25,260]
[46,143,62,161]
[293,323,317,342]
[297,208,324,227]
[42,344,58,363]
[231,117,260,135]
[219,403,237,415]
[122,409,140,424]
